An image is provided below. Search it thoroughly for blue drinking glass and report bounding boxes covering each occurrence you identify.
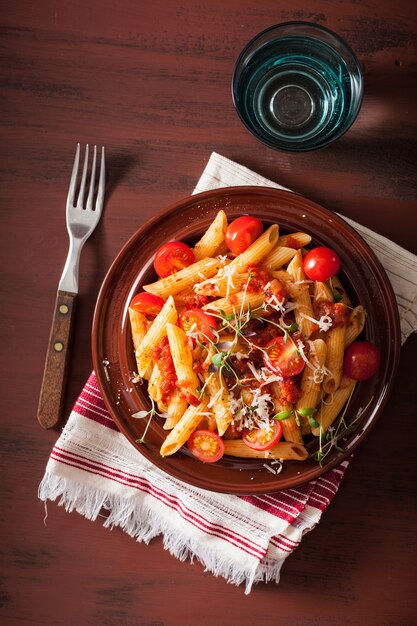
[232,22,363,152]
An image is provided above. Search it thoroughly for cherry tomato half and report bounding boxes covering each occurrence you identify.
[179,308,218,341]
[263,336,305,378]
[242,421,282,451]
[303,247,341,282]
[225,216,263,255]
[130,292,165,317]
[187,430,225,463]
[343,341,381,381]
[154,241,195,278]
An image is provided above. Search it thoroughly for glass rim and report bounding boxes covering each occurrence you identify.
[231,21,364,152]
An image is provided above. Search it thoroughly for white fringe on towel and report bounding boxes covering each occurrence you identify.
[39,472,292,593]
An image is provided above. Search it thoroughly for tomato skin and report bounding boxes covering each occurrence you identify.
[187,430,225,463]
[225,216,263,255]
[263,336,305,378]
[303,247,341,282]
[242,422,283,451]
[179,308,218,341]
[154,241,195,278]
[343,341,381,381]
[130,292,165,317]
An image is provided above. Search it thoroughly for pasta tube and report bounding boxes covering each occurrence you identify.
[193,210,228,261]
[135,296,177,377]
[203,290,264,316]
[286,250,315,340]
[205,371,233,436]
[345,305,366,347]
[164,388,188,430]
[313,281,333,303]
[261,246,297,270]
[278,232,312,248]
[311,376,356,435]
[270,381,303,445]
[166,323,200,403]
[160,400,210,456]
[144,257,225,298]
[223,440,308,461]
[148,364,163,404]
[295,339,327,429]
[323,325,346,394]
[128,307,152,380]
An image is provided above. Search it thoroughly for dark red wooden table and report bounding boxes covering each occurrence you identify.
[1,1,416,624]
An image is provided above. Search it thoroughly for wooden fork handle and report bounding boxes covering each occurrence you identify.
[37,290,77,430]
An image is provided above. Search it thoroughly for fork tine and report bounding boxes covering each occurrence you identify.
[76,144,89,209]
[67,143,80,207]
[95,146,105,213]
[86,145,97,211]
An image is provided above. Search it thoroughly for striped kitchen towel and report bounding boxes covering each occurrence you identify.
[39,153,417,593]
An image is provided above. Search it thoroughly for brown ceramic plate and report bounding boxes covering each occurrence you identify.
[92,186,400,494]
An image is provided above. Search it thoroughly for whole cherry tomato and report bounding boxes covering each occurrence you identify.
[225,216,263,255]
[303,247,341,282]
[343,341,381,380]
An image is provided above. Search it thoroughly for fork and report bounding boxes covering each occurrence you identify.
[37,144,105,429]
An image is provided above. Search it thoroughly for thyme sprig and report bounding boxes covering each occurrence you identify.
[315,387,374,465]
[132,397,169,444]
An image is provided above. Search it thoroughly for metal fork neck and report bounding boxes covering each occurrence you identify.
[58,236,82,294]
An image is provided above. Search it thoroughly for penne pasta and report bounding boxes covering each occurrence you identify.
[262,246,297,270]
[278,232,312,248]
[311,376,356,435]
[148,364,163,404]
[270,270,305,297]
[193,210,228,261]
[345,305,366,347]
[166,323,200,403]
[313,281,333,303]
[160,400,210,456]
[323,325,346,394]
[295,339,327,429]
[135,295,178,377]
[194,268,242,298]
[164,388,188,430]
[223,440,308,460]
[128,307,152,380]
[270,381,303,444]
[328,275,351,305]
[144,257,226,299]
[203,290,264,316]
[205,371,233,436]
[286,250,316,340]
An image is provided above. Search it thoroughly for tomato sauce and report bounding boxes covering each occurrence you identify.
[314,300,350,328]
[152,336,177,403]
[285,236,302,250]
[183,292,210,308]
[244,265,272,293]
[278,379,301,404]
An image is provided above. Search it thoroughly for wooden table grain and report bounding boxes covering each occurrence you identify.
[1,1,416,625]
